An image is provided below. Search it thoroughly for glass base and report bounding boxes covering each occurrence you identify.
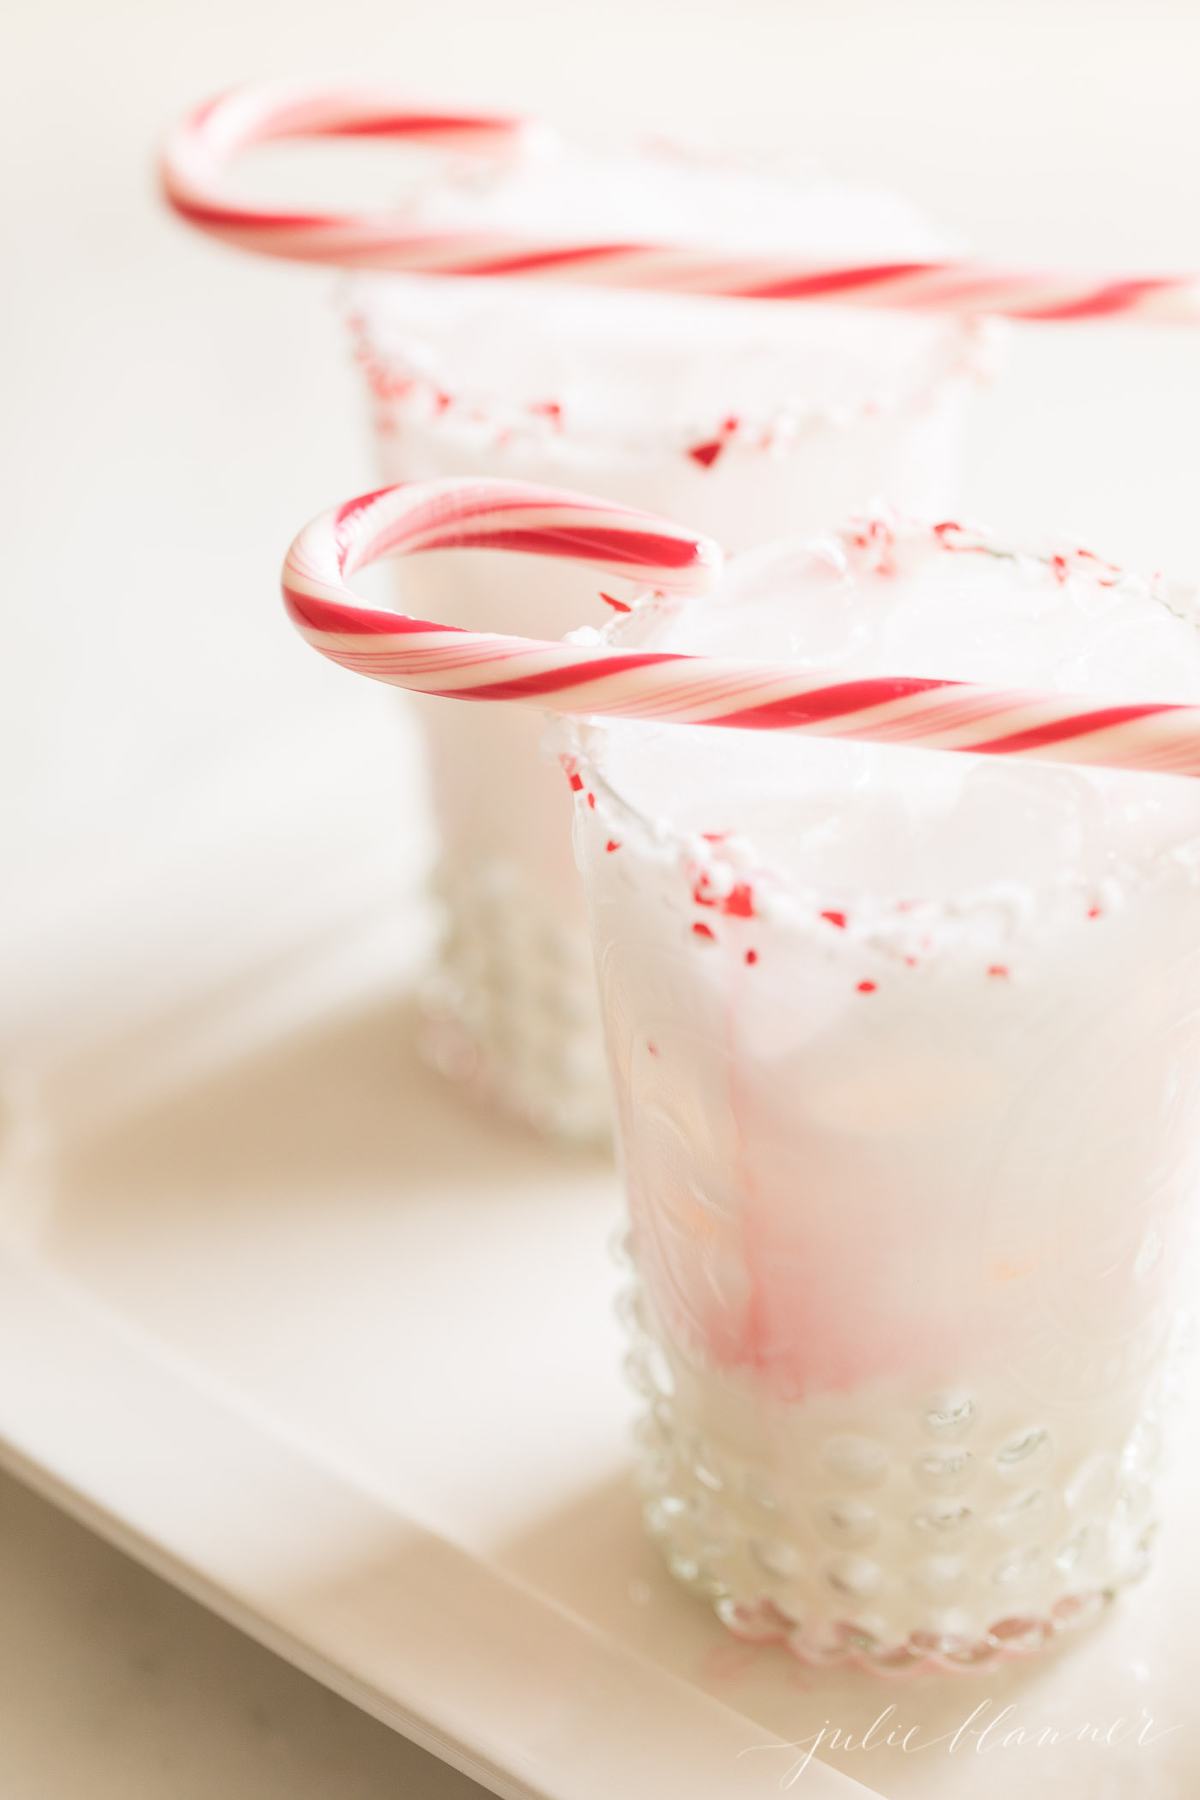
[700,1587,1115,1675]
[419,860,611,1146]
[617,1263,1164,1674]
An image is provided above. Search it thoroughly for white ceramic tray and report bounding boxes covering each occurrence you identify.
[2,716,1198,1800]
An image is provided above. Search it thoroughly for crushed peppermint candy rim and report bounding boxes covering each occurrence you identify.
[345,304,991,466]
[567,512,1200,953]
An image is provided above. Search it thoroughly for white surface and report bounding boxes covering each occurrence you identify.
[0,1469,491,1800]
[4,0,1200,1794]
[0,772,1198,1799]
[0,1192,862,1800]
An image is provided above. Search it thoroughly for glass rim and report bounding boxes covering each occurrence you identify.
[564,521,1200,952]
[343,286,993,462]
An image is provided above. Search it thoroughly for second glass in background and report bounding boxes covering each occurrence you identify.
[349,137,989,1140]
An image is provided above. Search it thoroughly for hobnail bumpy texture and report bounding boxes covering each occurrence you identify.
[616,1245,1184,1674]
[418,859,611,1144]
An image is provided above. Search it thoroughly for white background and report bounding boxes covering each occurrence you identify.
[4,0,1200,1793]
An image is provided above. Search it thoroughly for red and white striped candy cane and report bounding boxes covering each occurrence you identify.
[167,83,1200,322]
[162,84,545,266]
[282,478,1200,780]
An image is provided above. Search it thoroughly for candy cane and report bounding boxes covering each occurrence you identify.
[161,85,546,265]
[167,84,1200,323]
[282,478,1200,780]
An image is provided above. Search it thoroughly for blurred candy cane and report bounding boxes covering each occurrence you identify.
[282,478,1200,778]
[166,84,1200,321]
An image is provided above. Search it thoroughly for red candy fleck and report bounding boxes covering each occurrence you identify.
[988,964,1010,979]
[687,438,724,469]
[529,400,563,425]
[846,516,896,575]
[904,955,919,968]
[692,871,756,918]
[686,416,740,471]
[692,922,716,942]
[587,792,596,809]
[745,948,758,966]
[605,839,621,854]
[647,1041,660,1057]
[820,909,848,930]
[567,771,584,793]
[1074,545,1121,587]
[599,591,631,614]
[1087,903,1103,919]
[856,979,877,994]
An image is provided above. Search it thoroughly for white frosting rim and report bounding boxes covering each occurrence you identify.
[564,516,1200,958]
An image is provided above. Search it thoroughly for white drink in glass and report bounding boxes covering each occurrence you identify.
[348,138,989,1139]
[568,518,1200,1667]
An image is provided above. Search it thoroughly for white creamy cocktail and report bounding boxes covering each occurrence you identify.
[569,518,1200,1667]
[351,140,984,1139]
